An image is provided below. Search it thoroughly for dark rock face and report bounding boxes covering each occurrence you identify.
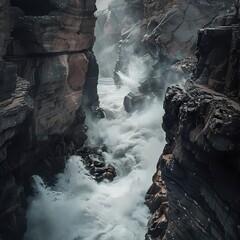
[124,92,148,113]
[113,0,235,114]
[114,0,235,81]
[0,0,99,239]
[194,23,240,98]
[76,146,116,182]
[146,9,240,240]
[147,82,240,240]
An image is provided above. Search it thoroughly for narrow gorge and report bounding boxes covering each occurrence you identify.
[0,0,239,240]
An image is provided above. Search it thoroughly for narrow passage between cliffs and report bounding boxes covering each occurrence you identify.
[24,75,165,240]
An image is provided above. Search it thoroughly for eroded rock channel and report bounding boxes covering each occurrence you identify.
[0,0,240,239]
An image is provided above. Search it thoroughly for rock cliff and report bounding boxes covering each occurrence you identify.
[114,0,234,77]
[94,6,240,240]
[112,0,236,112]
[146,8,240,240]
[0,0,98,239]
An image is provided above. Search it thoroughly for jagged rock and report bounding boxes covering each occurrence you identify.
[114,0,234,86]
[9,0,96,53]
[124,92,149,113]
[143,1,219,60]
[146,81,240,240]
[76,146,117,182]
[0,0,99,239]
[88,106,105,119]
[171,57,197,75]
[194,25,240,98]
[0,175,26,240]
[0,78,31,163]
[114,0,235,110]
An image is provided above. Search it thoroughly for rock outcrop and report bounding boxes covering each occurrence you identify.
[146,10,240,240]
[114,0,235,83]
[194,20,240,98]
[0,0,99,239]
[113,0,235,114]
[146,82,240,240]
[76,146,116,183]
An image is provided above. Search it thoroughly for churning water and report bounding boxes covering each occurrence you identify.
[24,77,165,240]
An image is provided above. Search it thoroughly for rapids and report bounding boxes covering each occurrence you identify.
[24,77,165,240]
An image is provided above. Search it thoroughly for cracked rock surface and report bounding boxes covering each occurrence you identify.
[146,82,240,240]
[114,0,234,81]
[0,0,99,239]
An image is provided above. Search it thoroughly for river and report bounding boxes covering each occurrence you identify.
[24,76,165,240]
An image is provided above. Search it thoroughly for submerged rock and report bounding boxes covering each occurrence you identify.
[124,92,149,113]
[76,146,117,182]
[88,105,105,119]
[113,0,234,87]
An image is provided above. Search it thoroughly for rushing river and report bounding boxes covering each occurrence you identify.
[24,77,165,240]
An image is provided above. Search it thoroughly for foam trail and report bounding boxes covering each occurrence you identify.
[24,77,165,240]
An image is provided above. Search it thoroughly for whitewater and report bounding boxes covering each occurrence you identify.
[24,75,165,240]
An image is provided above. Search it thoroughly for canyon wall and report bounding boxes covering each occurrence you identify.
[0,0,98,239]
[112,0,236,113]
[146,4,240,240]
[97,7,240,240]
[1,0,240,239]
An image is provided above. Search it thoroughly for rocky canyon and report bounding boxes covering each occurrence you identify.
[96,0,240,239]
[0,0,240,240]
[0,0,100,239]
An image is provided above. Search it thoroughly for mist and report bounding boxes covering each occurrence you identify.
[96,0,112,11]
[24,1,175,239]
[24,76,165,240]
[94,0,126,77]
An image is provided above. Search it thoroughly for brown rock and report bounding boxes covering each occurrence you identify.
[68,53,89,91]
[0,0,99,239]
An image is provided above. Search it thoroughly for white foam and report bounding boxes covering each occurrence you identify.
[96,0,112,11]
[24,77,165,240]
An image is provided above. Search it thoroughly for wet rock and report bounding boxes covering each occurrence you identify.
[124,92,148,113]
[76,146,117,182]
[147,81,240,240]
[88,106,105,119]
[114,0,233,84]
[113,0,234,107]
[0,0,99,238]
[171,57,197,76]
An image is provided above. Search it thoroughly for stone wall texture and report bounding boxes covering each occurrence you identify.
[145,2,240,240]
[0,1,98,239]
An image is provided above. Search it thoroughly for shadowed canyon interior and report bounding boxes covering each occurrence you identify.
[0,0,239,239]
